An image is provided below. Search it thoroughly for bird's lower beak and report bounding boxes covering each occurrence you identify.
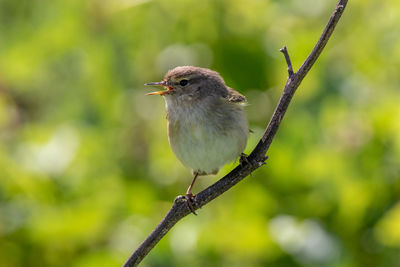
[145,81,172,95]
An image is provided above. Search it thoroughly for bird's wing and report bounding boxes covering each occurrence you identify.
[225,87,246,103]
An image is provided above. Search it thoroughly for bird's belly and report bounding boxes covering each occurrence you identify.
[168,118,246,174]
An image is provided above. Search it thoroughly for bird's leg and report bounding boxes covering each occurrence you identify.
[186,172,199,197]
[185,172,199,215]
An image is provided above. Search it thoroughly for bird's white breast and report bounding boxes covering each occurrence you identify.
[164,95,248,175]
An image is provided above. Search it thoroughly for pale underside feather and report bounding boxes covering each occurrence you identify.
[165,95,248,175]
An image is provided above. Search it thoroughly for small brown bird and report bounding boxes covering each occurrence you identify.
[146,66,248,211]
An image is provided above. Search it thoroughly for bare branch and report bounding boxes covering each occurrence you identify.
[280,46,294,78]
[123,0,348,266]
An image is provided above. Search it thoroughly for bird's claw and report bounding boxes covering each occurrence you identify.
[239,153,251,166]
[239,153,254,177]
[261,155,269,165]
[185,193,198,215]
[240,154,269,177]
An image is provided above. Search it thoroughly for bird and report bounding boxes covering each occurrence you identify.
[145,66,249,213]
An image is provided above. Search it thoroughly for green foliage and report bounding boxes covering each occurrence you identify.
[0,0,399,266]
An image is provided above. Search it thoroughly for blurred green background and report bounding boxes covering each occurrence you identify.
[1,0,399,266]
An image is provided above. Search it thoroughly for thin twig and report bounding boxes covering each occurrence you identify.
[280,46,294,78]
[123,0,348,266]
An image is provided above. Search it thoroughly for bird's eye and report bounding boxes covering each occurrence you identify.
[179,79,188,86]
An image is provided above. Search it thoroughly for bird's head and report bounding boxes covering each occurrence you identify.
[145,66,227,99]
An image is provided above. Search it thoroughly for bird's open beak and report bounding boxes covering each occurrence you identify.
[145,81,172,95]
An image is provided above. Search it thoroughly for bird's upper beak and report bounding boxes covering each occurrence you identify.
[145,81,173,95]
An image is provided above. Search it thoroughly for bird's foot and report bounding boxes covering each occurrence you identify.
[239,153,254,177]
[240,154,269,176]
[239,153,251,166]
[240,153,268,167]
[185,193,198,215]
